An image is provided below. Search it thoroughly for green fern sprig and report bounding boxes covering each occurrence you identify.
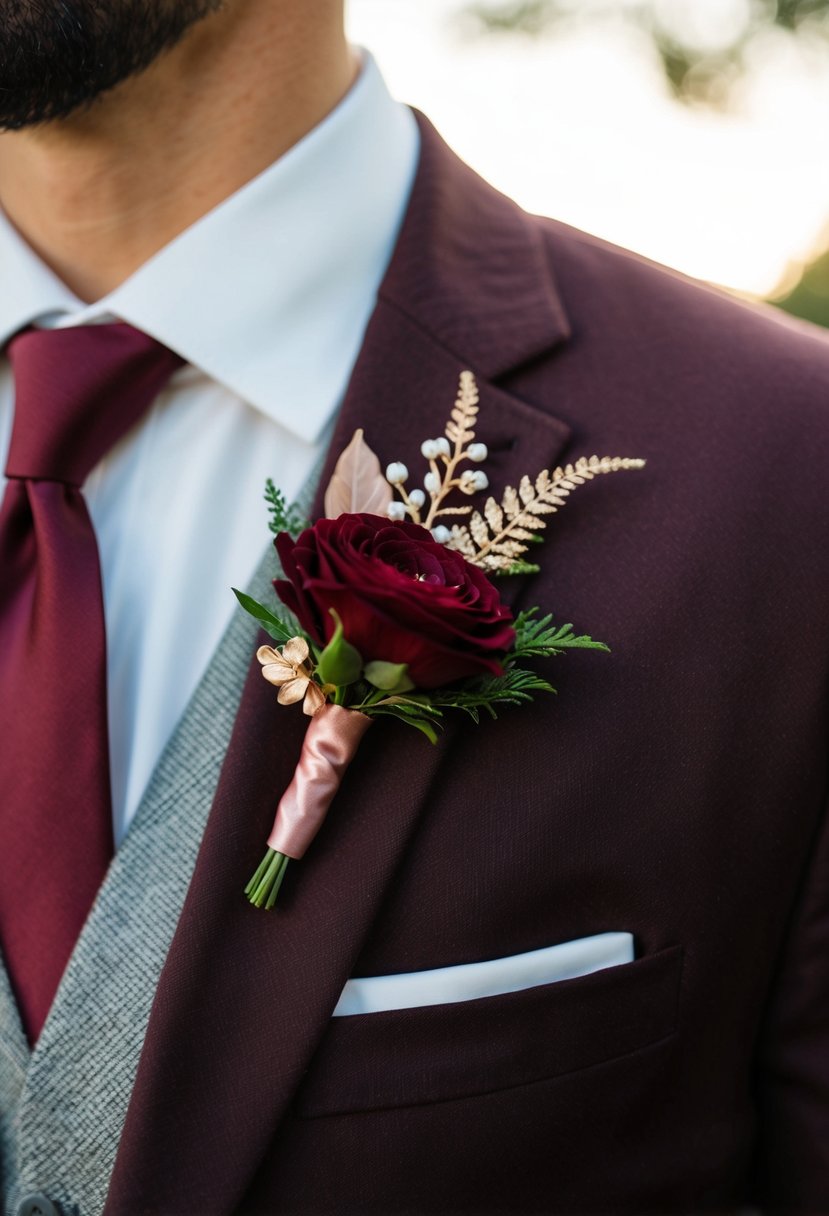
[265,479,308,539]
[361,663,557,738]
[424,666,555,719]
[511,609,610,661]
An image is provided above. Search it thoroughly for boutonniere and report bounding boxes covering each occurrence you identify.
[236,372,645,908]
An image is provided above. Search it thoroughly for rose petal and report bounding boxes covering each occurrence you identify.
[271,512,514,689]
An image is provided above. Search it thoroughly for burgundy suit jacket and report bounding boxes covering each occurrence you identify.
[104,115,829,1213]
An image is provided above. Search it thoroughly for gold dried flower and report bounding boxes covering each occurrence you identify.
[257,638,326,716]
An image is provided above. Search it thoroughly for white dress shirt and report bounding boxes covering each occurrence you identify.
[0,53,420,845]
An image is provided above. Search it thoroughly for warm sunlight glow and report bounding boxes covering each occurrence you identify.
[347,0,829,299]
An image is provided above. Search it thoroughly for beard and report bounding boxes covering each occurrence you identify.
[0,0,225,130]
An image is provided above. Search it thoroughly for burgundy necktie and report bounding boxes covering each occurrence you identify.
[0,323,183,1043]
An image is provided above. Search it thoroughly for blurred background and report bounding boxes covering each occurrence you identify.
[346,0,829,328]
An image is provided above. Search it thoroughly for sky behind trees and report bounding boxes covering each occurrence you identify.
[348,0,829,316]
[463,1,829,107]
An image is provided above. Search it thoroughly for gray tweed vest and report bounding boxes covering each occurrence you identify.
[0,459,322,1216]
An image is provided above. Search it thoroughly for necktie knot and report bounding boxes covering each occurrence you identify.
[4,323,184,485]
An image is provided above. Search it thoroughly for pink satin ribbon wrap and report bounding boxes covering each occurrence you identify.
[267,704,372,859]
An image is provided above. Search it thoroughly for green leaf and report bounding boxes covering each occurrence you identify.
[376,695,442,718]
[364,705,441,743]
[233,588,297,644]
[317,609,363,687]
[363,660,415,693]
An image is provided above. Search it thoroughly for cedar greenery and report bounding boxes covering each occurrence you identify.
[352,609,609,737]
[264,478,308,539]
[510,609,610,659]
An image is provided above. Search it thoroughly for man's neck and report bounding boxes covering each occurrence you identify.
[0,1,356,303]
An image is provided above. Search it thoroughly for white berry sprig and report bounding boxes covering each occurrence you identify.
[384,370,646,574]
[385,371,488,539]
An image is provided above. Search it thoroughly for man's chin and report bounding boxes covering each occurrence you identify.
[0,0,225,131]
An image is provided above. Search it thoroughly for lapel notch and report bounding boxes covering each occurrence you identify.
[378,112,572,383]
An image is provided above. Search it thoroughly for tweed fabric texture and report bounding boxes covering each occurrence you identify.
[1,457,322,1216]
[0,963,27,1203]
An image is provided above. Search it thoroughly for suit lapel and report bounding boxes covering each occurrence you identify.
[106,118,575,1214]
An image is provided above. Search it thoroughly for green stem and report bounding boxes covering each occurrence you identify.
[245,848,291,909]
[244,851,272,896]
[354,688,387,710]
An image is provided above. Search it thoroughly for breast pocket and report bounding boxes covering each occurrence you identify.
[295,945,683,1117]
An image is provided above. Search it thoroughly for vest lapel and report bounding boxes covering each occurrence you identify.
[107,118,576,1212]
[4,466,323,1216]
[0,962,27,1208]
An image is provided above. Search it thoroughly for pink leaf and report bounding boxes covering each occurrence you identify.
[323,428,393,518]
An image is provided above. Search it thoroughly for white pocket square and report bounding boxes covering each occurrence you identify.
[332,931,635,1016]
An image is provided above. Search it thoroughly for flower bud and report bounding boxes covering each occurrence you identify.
[385,462,408,485]
[436,438,451,458]
[421,439,440,460]
[408,488,426,509]
[424,471,440,494]
[460,470,489,494]
[386,502,406,521]
[467,443,488,463]
[431,525,452,544]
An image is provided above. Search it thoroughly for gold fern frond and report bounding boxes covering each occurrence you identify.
[448,454,646,572]
[386,369,645,566]
[449,524,476,557]
[445,370,479,448]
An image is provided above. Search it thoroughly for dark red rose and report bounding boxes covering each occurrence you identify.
[273,514,515,689]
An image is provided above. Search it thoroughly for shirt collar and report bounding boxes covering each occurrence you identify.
[0,52,420,444]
